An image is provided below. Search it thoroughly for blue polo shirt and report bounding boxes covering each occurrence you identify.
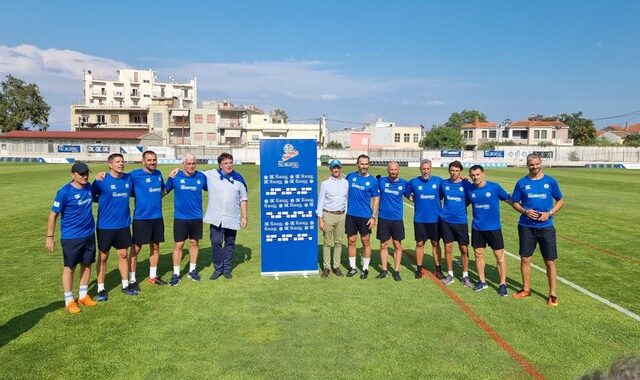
[52,182,95,239]
[166,170,208,220]
[346,172,380,219]
[92,173,133,229]
[407,175,443,223]
[440,179,473,224]
[466,181,510,231]
[511,174,562,228]
[130,168,164,220]
[378,176,410,221]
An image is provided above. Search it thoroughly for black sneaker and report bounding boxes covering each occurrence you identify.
[392,271,402,282]
[332,268,344,277]
[360,269,369,279]
[346,267,358,277]
[96,290,108,302]
[210,271,223,280]
[223,272,233,279]
[129,281,141,292]
[375,270,388,279]
[415,269,423,279]
[121,286,138,296]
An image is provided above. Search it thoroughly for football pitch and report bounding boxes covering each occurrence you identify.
[0,162,638,379]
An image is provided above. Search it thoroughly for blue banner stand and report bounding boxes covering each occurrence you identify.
[260,139,318,276]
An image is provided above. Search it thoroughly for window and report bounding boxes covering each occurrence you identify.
[111,115,119,124]
[481,130,488,139]
[534,130,540,139]
[194,114,203,123]
[194,132,203,142]
[207,114,216,123]
[413,134,419,143]
[207,133,217,143]
[489,130,496,139]
[463,130,474,139]
[97,115,106,124]
[502,130,509,138]
[143,79,150,83]
[152,113,162,128]
[132,115,147,124]
[552,130,556,139]
[394,133,400,142]
[131,89,138,96]
[251,134,260,141]
[541,130,547,139]
[404,133,410,143]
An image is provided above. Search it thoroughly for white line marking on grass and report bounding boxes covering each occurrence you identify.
[402,201,640,322]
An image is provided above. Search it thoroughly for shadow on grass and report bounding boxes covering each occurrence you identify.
[0,301,61,348]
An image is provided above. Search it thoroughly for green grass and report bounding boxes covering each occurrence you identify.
[0,163,638,379]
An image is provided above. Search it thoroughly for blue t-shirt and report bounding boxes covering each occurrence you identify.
[511,174,563,228]
[92,173,133,229]
[346,172,380,218]
[407,176,443,223]
[130,168,165,220]
[440,179,473,224]
[378,176,409,221]
[466,181,510,231]
[166,170,208,220]
[51,182,95,239]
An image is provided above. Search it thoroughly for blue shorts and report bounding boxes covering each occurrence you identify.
[174,219,203,241]
[61,234,96,267]
[471,229,504,250]
[97,227,132,252]
[133,218,165,245]
[376,218,405,242]
[518,225,558,261]
[345,215,371,237]
[414,222,440,242]
[440,220,469,245]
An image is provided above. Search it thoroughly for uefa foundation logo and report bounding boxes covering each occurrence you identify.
[278,143,300,168]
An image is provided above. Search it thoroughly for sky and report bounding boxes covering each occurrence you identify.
[1,0,639,131]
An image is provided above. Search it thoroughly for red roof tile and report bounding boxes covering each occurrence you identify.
[460,117,497,129]
[510,120,568,128]
[0,130,147,140]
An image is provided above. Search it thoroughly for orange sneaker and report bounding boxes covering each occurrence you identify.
[66,300,81,314]
[547,295,559,307]
[78,295,97,307]
[512,289,531,299]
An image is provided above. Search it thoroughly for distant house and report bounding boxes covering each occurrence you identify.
[599,124,640,144]
[460,118,573,148]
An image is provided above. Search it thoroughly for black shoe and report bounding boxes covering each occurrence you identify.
[223,272,233,279]
[121,286,138,296]
[360,269,369,279]
[210,271,223,280]
[332,268,344,277]
[375,270,388,279]
[321,268,330,278]
[415,269,424,279]
[346,267,358,277]
[129,281,141,292]
[392,271,402,282]
[433,270,445,280]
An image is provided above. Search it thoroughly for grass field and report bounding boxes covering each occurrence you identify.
[0,162,638,379]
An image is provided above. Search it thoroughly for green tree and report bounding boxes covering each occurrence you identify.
[419,126,464,149]
[623,134,640,147]
[326,140,343,149]
[269,108,288,124]
[0,75,50,132]
[443,109,488,130]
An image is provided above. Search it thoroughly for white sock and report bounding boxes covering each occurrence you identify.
[349,257,356,269]
[79,285,88,299]
[97,283,105,292]
[189,263,196,272]
[150,266,157,279]
[463,271,469,278]
[448,271,454,277]
[122,280,129,289]
[64,292,74,306]
[173,265,181,276]
[363,258,370,271]
[129,271,137,283]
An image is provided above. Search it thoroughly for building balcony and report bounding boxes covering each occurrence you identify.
[218,120,247,129]
[91,92,107,97]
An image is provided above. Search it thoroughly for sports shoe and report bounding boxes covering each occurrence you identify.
[96,290,108,302]
[547,295,559,307]
[333,268,344,277]
[376,270,388,279]
[392,271,402,282]
[129,281,141,292]
[462,277,473,288]
[360,269,369,280]
[415,268,423,279]
[321,268,330,278]
[188,270,201,282]
[513,289,531,299]
[442,275,455,286]
[498,284,508,297]
[78,295,97,307]
[121,286,138,296]
[223,272,233,279]
[170,274,181,286]
[210,271,223,280]
[346,267,358,277]
[474,281,488,292]
[433,269,445,280]
[66,300,81,314]
[147,277,167,285]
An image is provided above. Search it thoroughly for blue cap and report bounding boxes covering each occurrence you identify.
[329,159,342,169]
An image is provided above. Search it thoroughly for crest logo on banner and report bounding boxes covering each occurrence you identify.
[278,143,300,168]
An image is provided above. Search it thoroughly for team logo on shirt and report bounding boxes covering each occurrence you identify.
[432,184,437,189]
[471,193,476,198]
[459,186,464,192]
[544,184,549,189]
[365,181,370,186]
[53,201,60,207]
[278,143,300,168]
[352,178,357,182]
[180,179,186,184]
[110,184,117,190]
[486,192,491,197]
[445,186,450,191]
[418,186,423,190]
[398,186,403,190]
[385,183,390,188]
[74,194,80,199]
[196,180,201,185]
[125,183,130,188]
[146,178,152,183]
[525,185,531,190]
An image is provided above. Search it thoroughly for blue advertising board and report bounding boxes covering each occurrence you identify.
[58,145,81,153]
[441,150,461,157]
[484,150,505,158]
[260,139,318,276]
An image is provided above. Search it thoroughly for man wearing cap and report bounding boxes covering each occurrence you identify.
[46,162,98,314]
[316,159,349,278]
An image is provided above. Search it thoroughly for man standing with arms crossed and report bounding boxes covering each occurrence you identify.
[510,153,564,307]
[46,162,98,314]
[376,161,409,281]
[204,153,248,280]
[316,159,349,278]
[406,159,444,279]
[166,154,208,285]
[92,153,137,300]
[466,165,511,296]
[439,160,473,287]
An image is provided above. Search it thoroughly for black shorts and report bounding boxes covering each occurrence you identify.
[471,229,504,250]
[61,234,96,267]
[97,227,132,252]
[345,215,371,237]
[174,219,203,241]
[132,218,165,245]
[518,225,558,261]
[414,222,440,242]
[376,218,405,242]
[440,220,469,245]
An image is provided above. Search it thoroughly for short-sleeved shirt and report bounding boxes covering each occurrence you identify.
[378,176,409,221]
[166,170,208,220]
[130,168,165,220]
[345,172,380,219]
[466,181,510,231]
[511,174,563,228]
[51,182,95,239]
[440,179,473,224]
[203,169,248,230]
[407,175,443,223]
[92,173,133,229]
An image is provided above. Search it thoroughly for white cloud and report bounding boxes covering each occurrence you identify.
[400,99,445,107]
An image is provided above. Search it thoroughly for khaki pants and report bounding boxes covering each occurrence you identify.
[321,212,345,269]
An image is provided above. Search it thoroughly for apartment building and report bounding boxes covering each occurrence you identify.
[460,118,573,148]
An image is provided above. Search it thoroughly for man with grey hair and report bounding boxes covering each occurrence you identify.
[166,154,208,286]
